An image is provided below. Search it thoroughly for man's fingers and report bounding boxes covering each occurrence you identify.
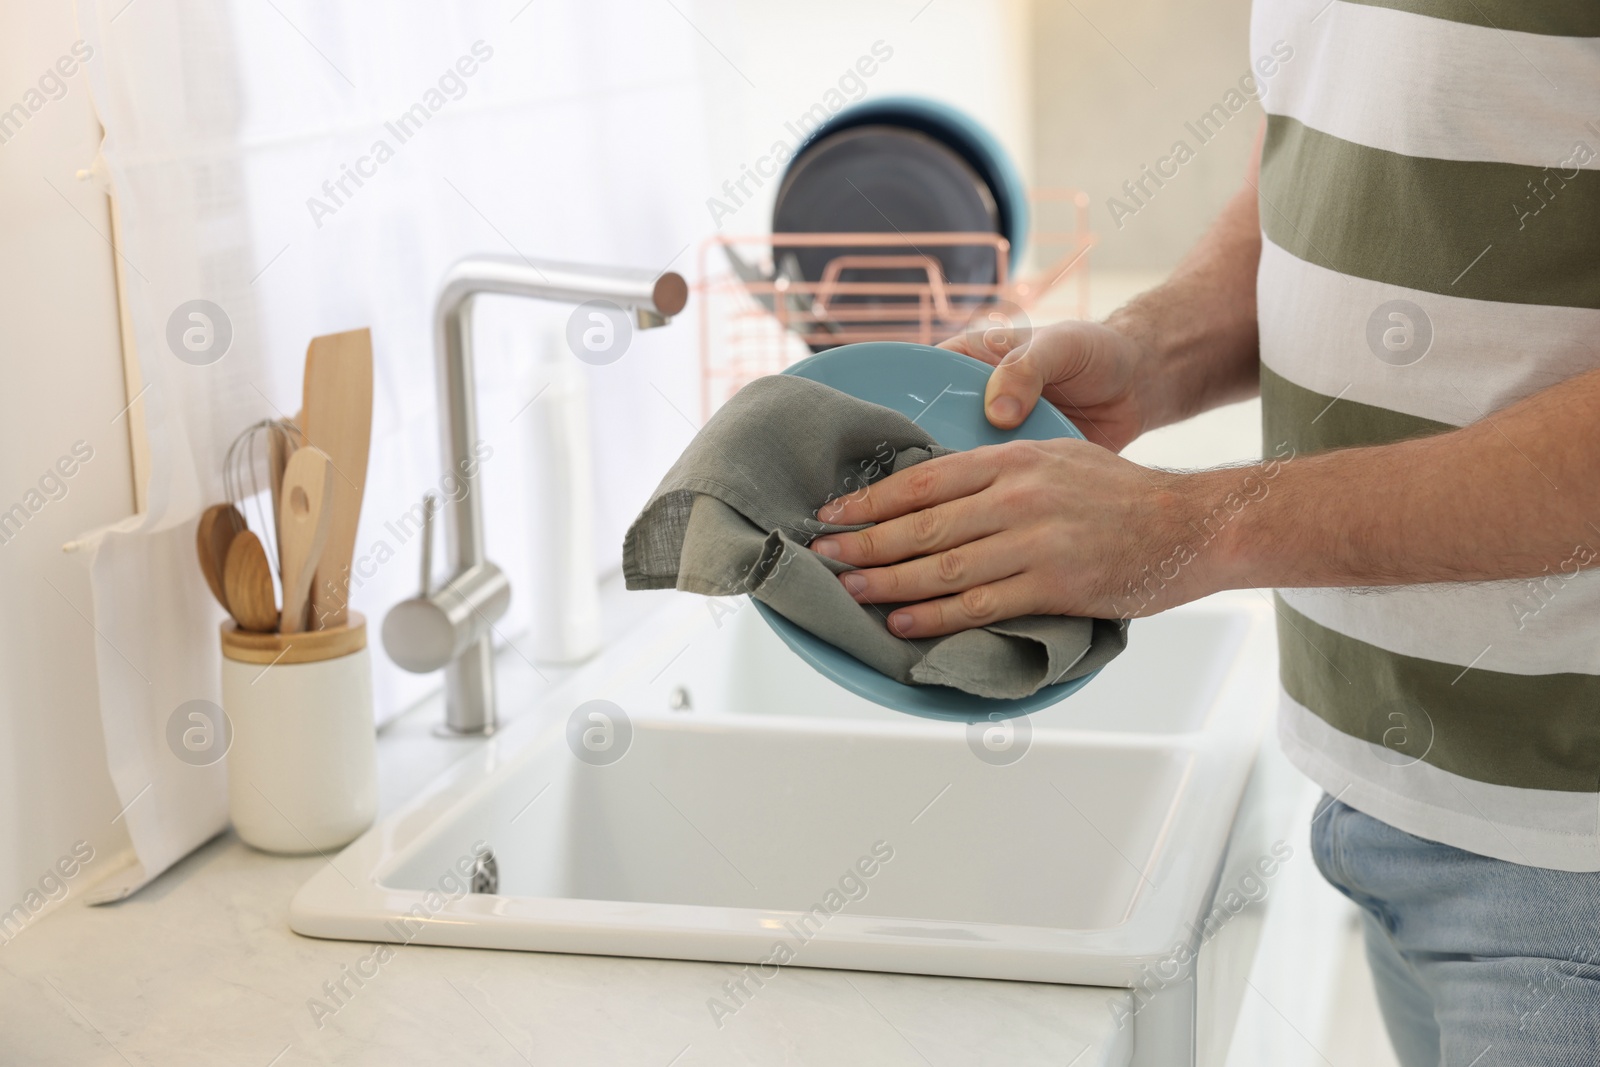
[983,345,1047,429]
[836,531,1026,604]
[944,323,1049,429]
[939,327,1032,368]
[883,574,1042,639]
[937,334,977,358]
[814,495,1005,568]
[816,451,995,526]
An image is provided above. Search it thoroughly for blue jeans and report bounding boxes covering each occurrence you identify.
[1310,795,1600,1067]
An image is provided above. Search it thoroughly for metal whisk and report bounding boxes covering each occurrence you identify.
[221,417,301,583]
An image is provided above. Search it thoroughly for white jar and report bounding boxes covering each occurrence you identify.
[220,614,377,854]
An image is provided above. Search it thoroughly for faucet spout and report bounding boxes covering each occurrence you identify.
[382,255,688,736]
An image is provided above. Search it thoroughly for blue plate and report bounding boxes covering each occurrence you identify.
[753,341,1104,723]
[786,97,1030,267]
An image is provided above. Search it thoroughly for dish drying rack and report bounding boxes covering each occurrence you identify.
[696,189,1095,421]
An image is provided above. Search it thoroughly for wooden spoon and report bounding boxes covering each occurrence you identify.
[223,530,278,633]
[266,416,304,541]
[196,503,247,616]
[277,447,334,634]
[300,329,373,630]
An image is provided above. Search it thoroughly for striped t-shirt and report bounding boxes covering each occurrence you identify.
[1252,0,1600,870]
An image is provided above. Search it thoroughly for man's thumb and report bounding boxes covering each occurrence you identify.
[984,345,1044,428]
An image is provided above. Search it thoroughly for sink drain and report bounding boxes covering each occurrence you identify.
[668,686,692,711]
[470,849,499,894]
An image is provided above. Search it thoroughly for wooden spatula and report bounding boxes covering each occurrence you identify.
[299,328,373,630]
[196,503,247,616]
[223,530,278,633]
[277,446,335,634]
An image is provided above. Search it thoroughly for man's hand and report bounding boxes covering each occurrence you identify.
[814,359,1600,640]
[940,321,1153,452]
[811,438,1210,637]
[804,174,1282,637]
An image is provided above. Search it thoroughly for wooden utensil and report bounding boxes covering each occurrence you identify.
[223,530,279,633]
[300,329,373,629]
[277,446,334,634]
[196,503,247,615]
[266,415,304,542]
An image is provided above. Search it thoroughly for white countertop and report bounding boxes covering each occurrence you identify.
[0,583,1133,1067]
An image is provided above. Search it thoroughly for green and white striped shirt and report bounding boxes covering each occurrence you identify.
[1253,0,1600,869]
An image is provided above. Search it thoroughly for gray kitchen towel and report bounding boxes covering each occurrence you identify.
[623,375,1127,699]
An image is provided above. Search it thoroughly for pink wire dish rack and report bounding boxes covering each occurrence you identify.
[697,189,1095,421]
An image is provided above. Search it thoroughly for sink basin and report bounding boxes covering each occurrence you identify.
[665,597,1252,735]
[293,592,1276,994]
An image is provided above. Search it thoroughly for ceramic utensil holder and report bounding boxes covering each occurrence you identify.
[220,614,377,854]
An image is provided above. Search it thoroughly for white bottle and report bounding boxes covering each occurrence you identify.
[522,329,602,664]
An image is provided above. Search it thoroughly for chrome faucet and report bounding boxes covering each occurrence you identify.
[382,255,688,735]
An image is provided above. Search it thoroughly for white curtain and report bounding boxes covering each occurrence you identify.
[75,0,710,898]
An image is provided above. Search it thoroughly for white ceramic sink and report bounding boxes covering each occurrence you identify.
[293,592,1276,995]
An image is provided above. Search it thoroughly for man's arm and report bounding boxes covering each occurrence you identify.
[1103,182,1263,433]
[812,363,1600,635]
[950,131,1266,451]
[1200,368,1600,593]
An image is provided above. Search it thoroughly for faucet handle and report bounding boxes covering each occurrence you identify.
[383,558,511,675]
[382,491,510,676]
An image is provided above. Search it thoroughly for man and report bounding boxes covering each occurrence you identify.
[808,2,1600,1063]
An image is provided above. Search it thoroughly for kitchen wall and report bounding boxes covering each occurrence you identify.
[0,3,135,915]
[692,0,1034,243]
[1032,0,1258,271]
[692,0,1262,273]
